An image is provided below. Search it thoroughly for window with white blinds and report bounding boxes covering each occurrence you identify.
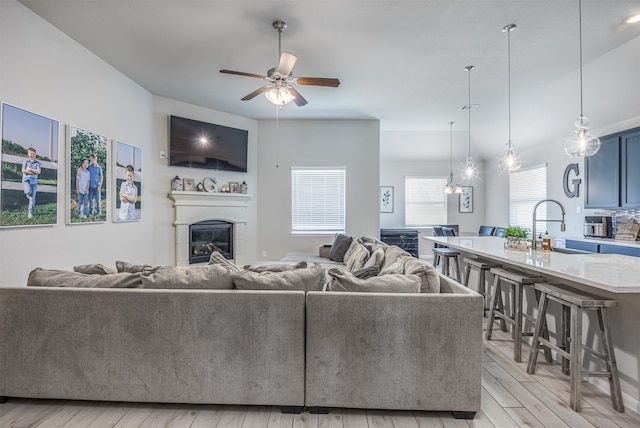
[509,164,547,232]
[291,167,346,235]
[405,177,448,227]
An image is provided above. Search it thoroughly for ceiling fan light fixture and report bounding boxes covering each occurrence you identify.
[265,86,295,106]
[625,14,640,24]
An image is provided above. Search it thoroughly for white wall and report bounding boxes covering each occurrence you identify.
[0,1,259,285]
[151,96,258,266]
[0,0,154,285]
[256,119,380,261]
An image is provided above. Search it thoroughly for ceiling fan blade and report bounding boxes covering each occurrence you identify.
[241,85,272,101]
[295,77,341,87]
[276,52,297,77]
[288,86,308,107]
[220,70,267,79]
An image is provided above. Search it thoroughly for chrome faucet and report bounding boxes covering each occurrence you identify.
[532,199,566,250]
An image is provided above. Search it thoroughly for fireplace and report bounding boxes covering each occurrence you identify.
[189,220,233,264]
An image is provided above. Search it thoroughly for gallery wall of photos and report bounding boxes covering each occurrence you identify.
[0,102,142,228]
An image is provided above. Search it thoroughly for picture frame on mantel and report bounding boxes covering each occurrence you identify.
[380,186,394,213]
[459,186,473,213]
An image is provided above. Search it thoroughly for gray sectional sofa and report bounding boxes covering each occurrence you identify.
[0,237,483,419]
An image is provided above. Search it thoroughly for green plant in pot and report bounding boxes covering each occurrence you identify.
[504,226,529,249]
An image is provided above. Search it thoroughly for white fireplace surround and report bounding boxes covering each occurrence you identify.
[168,191,252,266]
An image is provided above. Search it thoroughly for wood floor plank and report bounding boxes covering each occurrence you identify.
[478,387,517,428]
[340,408,368,428]
[292,410,319,428]
[317,410,343,428]
[481,367,521,408]
[0,399,67,427]
[59,401,112,427]
[367,409,395,428]
[413,411,446,428]
[521,381,596,428]
[189,404,224,428]
[266,408,295,428]
[506,407,548,428]
[389,410,420,428]
[241,405,270,428]
[85,402,136,428]
[112,403,155,428]
[216,405,250,428]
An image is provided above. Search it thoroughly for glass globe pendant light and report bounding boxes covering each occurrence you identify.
[444,121,463,195]
[461,65,479,180]
[565,0,600,157]
[499,24,522,171]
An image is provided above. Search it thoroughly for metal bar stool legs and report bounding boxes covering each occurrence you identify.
[527,283,624,413]
[485,267,552,363]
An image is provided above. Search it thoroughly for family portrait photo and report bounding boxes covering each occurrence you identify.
[0,103,59,227]
[114,140,142,222]
[68,125,108,224]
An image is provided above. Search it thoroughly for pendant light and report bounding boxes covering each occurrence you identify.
[499,24,522,171]
[461,65,479,180]
[444,121,463,195]
[565,0,600,157]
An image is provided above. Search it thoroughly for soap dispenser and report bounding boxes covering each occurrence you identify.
[542,231,551,252]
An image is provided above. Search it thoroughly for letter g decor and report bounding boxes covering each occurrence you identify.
[563,163,581,198]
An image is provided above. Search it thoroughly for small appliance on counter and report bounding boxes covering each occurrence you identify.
[583,216,613,238]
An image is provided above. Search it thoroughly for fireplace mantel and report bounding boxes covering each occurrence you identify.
[168,191,252,266]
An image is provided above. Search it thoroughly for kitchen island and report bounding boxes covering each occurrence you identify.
[424,235,640,412]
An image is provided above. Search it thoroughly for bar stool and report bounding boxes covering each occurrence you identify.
[527,283,624,413]
[432,247,462,282]
[463,257,501,316]
[485,267,552,363]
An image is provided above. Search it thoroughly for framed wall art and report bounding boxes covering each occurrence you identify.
[459,186,473,213]
[0,103,59,227]
[68,125,108,224]
[114,140,142,222]
[183,178,195,191]
[380,186,394,213]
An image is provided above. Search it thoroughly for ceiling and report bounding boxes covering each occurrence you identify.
[17,0,640,162]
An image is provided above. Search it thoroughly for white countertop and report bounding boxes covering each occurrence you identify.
[563,236,640,249]
[425,236,640,294]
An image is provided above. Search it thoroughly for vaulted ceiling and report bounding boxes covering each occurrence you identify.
[18,0,640,161]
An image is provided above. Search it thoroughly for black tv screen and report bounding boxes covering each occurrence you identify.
[169,115,248,172]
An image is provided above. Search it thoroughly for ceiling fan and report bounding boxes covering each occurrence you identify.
[220,20,340,107]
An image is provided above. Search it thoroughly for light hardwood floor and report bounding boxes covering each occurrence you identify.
[1,321,639,428]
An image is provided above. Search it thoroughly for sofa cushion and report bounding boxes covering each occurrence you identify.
[140,264,235,289]
[381,245,411,271]
[233,264,324,292]
[116,260,153,273]
[379,259,406,275]
[345,242,370,272]
[328,234,353,262]
[364,246,385,268]
[73,263,117,275]
[403,258,441,293]
[326,268,420,293]
[352,265,380,279]
[243,261,308,273]
[27,268,143,288]
[208,251,241,273]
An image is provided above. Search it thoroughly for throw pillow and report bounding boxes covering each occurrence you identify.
[243,261,308,273]
[344,242,370,272]
[328,234,353,262]
[116,260,153,273]
[27,268,143,288]
[403,258,441,293]
[352,265,380,279]
[342,238,360,264]
[208,251,241,273]
[364,246,385,268]
[233,264,324,292]
[73,263,117,275]
[140,264,235,289]
[379,259,406,275]
[380,245,411,271]
[326,268,420,293]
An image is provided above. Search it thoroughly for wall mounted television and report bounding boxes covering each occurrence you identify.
[169,115,248,172]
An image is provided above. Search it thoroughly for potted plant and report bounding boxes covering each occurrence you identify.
[503,226,529,250]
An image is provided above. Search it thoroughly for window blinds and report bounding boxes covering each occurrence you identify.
[405,177,448,226]
[509,164,547,232]
[291,167,346,235]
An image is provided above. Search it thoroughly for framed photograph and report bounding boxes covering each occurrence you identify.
[1,103,60,227]
[183,178,195,191]
[459,186,473,213]
[114,140,142,222]
[380,186,394,213]
[229,181,239,193]
[68,125,108,224]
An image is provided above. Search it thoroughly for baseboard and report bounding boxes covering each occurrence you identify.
[589,377,640,414]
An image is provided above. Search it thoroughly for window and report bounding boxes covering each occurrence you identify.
[291,167,345,235]
[509,164,547,231]
[405,177,448,226]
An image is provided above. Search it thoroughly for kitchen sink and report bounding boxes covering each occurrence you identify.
[551,247,592,255]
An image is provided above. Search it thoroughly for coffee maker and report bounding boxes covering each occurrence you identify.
[584,216,613,238]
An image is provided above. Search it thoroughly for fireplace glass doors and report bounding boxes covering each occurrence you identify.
[189,220,233,264]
